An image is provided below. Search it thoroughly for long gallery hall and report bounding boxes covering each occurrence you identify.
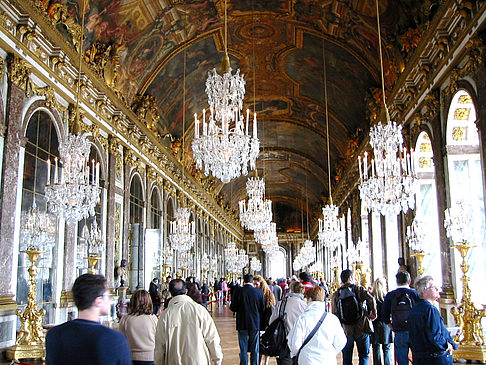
[0,0,485,363]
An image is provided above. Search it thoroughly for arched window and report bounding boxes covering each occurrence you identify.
[446,90,485,303]
[267,247,286,279]
[413,131,442,287]
[150,187,162,229]
[18,110,59,324]
[129,175,144,290]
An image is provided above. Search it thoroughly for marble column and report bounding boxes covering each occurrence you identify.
[60,224,77,301]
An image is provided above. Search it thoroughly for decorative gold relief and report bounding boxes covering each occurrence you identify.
[45,3,83,52]
[452,127,466,141]
[29,83,68,113]
[0,57,6,81]
[8,56,31,89]
[454,108,470,120]
[444,68,459,97]
[422,93,439,122]
[459,95,473,104]
[132,95,161,135]
[419,142,432,153]
[419,157,432,168]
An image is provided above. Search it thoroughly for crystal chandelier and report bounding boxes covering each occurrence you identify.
[20,202,56,251]
[318,204,343,249]
[191,0,259,183]
[169,208,195,252]
[224,241,239,266]
[250,256,261,272]
[357,1,418,216]
[358,121,418,216]
[85,220,103,256]
[254,221,279,254]
[45,132,101,225]
[237,249,248,270]
[406,216,426,252]
[239,177,272,231]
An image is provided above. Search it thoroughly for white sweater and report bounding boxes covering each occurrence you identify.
[287,301,346,365]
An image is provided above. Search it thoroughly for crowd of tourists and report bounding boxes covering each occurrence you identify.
[45,262,456,365]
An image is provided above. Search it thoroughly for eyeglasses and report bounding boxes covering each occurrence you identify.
[425,285,440,291]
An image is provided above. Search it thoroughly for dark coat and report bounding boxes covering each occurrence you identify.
[230,284,265,331]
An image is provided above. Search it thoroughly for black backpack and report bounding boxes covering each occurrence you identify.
[261,298,288,357]
[336,285,364,325]
[391,291,414,331]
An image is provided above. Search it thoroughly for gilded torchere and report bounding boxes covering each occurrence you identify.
[451,243,486,362]
[7,250,46,362]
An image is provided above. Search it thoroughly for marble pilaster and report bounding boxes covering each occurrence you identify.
[60,224,77,301]
[430,113,455,303]
[0,80,24,298]
[105,151,117,289]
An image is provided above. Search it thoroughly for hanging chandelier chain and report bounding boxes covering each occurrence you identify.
[375,0,389,121]
[224,0,228,55]
[323,38,332,204]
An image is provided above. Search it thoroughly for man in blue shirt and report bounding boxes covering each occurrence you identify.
[230,273,265,365]
[382,271,419,365]
[408,275,457,365]
[46,274,131,365]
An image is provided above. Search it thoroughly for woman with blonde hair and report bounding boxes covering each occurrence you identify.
[371,278,393,365]
[253,275,276,365]
[119,289,158,365]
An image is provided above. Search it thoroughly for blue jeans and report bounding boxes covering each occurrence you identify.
[413,352,453,365]
[238,329,259,365]
[372,343,392,365]
[342,333,370,365]
[394,331,410,365]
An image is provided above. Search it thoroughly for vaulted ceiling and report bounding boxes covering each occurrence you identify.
[74,0,436,232]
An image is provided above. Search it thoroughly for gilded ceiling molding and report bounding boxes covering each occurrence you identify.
[7,55,31,89]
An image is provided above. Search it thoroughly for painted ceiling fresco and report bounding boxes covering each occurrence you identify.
[47,0,439,231]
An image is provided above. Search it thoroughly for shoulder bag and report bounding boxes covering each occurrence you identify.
[292,309,327,364]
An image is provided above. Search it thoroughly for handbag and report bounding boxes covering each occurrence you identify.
[292,309,327,365]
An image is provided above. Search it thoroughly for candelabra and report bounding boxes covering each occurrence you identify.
[7,249,46,362]
[444,202,486,361]
[84,220,103,274]
[407,216,429,275]
[329,266,340,297]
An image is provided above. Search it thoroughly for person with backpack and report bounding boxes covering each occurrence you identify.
[332,269,377,365]
[264,281,307,364]
[288,285,346,364]
[382,271,419,365]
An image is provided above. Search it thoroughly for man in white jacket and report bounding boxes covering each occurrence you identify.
[288,286,346,365]
[154,279,223,365]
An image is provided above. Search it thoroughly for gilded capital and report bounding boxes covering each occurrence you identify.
[7,56,31,89]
